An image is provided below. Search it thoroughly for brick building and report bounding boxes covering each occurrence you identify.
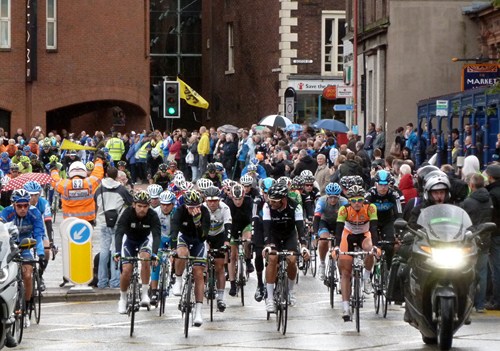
[201,0,346,128]
[0,0,150,137]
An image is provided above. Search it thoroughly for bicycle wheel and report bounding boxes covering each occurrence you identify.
[275,276,282,331]
[329,259,336,309]
[354,271,361,333]
[281,275,289,335]
[158,262,168,317]
[129,277,137,337]
[238,256,245,306]
[12,279,25,345]
[184,277,193,338]
[208,264,215,321]
[373,263,381,314]
[310,247,317,277]
[381,260,389,318]
[32,269,42,324]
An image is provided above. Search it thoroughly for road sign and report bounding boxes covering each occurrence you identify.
[333,104,354,111]
[337,86,353,98]
[436,100,448,117]
[62,219,93,285]
[69,222,91,244]
[292,59,313,64]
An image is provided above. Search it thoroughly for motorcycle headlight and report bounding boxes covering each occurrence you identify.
[430,247,467,269]
[0,266,9,284]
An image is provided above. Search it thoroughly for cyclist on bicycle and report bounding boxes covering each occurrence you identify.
[196,178,214,195]
[262,183,309,312]
[0,189,45,328]
[171,189,210,327]
[114,191,161,314]
[202,186,231,311]
[365,170,403,267]
[240,174,260,199]
[313,182,348,280]
[225,183,254,296]
[147,184,163,209]
[153,163,172,190]
[334,185,379,321]
[301,173,321,222]
[150,190,177,306]
[201,163,223,189]
[23,181,54,291]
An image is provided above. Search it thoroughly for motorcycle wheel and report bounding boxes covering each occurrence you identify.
[422,334,437,345]
[437,297,454,350]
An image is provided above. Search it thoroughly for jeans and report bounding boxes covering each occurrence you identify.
[475,252,489,309]
[97,225,120,288]
[191,165,199,182]
[199,155,208,175]
[489,235,500,305]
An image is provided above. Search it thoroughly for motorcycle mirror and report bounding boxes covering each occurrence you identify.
[478,222,497,235]
[394,218,408,231]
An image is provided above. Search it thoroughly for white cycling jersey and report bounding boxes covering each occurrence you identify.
[154,206,173,239]
[203,201,232,237]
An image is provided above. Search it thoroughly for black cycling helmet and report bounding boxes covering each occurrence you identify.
[303,174,315,184]
[291,176,305,190]
[159,163,168,172]
[268,183,288,200]
[204,186,221,200]
[133,190,151,204]
[117,160,127,167]
[207,163,217,173]
[184,190,203,206]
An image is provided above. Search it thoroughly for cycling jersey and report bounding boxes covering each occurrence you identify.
[365,187,403,224]
[336,203,378,246]
[225,197,252,237]
[301,188,321,220]
[262,197,305,245]
[313,195,348,234]
[34,197,53,241]
[115,206,161,255]
[203,201,232,241]
[153,173,172,190]
[244,187,260,201]
[202,173,222,188]
[171,205,210,245]
[153,206,174,242]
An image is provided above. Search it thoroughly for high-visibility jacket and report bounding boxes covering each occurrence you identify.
[105,137,125,161]
[51,159,104,221]
[135,142,149,161]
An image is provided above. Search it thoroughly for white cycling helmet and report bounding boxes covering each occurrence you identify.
[240,174,254,186]
[196,178,214,191]
[147,184,163,198]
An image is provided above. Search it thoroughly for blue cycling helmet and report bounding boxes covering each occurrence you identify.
[23,180,42,194]
[11,189,31,203]
[0,152,8,159]
[260,177,276,193]
[23,146,31,152]
[374,170,392,185]
[325,182,342,196]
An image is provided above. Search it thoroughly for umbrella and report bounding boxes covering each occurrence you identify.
[312,119,349,133]
[2,173,53,192]
[258,114,292,129]
[284,123,303,132]
[217,124,239,134]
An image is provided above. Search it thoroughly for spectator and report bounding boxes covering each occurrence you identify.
[346,131,357,154]
[188,134,200,181]
[221,133,237,176]
[399,172,417,204]
[364,122,376,160]
[485,163,500,310]
[373,125,385,158]
[314,154,330,195]
[291,149,318,177]
[197,126,210,175]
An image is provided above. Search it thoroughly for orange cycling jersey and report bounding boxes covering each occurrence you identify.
[337,203,377,234]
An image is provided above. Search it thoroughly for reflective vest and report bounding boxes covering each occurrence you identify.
[135,142,149,160]
[106,137,125,161]
[51,159,104,221]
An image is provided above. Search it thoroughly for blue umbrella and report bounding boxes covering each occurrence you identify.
[284,123,303,132]
[312,119,349,133]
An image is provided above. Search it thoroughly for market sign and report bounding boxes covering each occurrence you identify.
[461,63,500,91]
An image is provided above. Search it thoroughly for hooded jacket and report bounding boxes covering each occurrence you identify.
[292,155,318,177]
[94,177,133,227]
[398,173,418,203]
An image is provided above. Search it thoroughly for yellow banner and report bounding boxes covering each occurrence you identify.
[177,77,209,109]
[60,139,96,151]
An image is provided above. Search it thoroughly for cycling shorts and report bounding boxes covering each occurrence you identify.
[150,236,171,281]
[318,219,335,236]
[121,234,152,264]
[177,232,207,267]
[339,230,371,253]
[268,233,298,252]
[207,233,227,259]
[252,219,265,252]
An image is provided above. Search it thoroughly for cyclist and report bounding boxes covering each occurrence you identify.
[0,189,45,328]
[365,170,403,267]
[171,190,210,327]
[202,186,231,311]
[23,181,54,291]
[313,182,348,280]
[240,174,259,199]
[225,183,254,296]
[196,178,214,195]
[252,177,276,302]
[289,175,305,206]
[334,185,379,321]
[262,183,309,311]
[0,152,11,175]
[152,163,172,190]
[114,191,161,313]
[147,184,163,209]
[201,163,223,188]
[29,154,44,173]
[214,162,228,181]
[150,190,177,306]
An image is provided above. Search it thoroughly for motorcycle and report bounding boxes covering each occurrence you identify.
[395,204,496,351]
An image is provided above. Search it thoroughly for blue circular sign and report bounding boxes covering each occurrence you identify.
[69,222,91,244]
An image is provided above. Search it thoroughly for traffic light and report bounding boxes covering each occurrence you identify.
[163,81,180,118]
[151,83,164,108]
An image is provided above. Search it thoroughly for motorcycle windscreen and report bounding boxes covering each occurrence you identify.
[0,227,11,263]
[417,204,473,242]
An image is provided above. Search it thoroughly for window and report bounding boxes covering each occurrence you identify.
[0,0,10,49]
[226,22,234,74]
[46,0,57,49]
[322,11,346,76]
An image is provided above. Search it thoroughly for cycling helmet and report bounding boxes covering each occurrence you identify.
[10,164,20,171]
[23,146,31,153]
[159,190,176,205]
[147,184,163,198]
[184,190,203,206]
[250,157,259,165]
[0,152,8,159]
[246,164,258,172]
[68,161,87,178]
[67,150,77,156]
[231,183,245,199]
[222,179,234,189]
[207,163,217,173]
[174,170,184,176]
[277,176,292,188]
[117,160,127,167]
[346,185,365,199]
[182,181,194,191]
[158,163,168,172]
[374,170,392,185]
[214,162,224,172]
[133,190,151,204]
[151,148,160,158]
[240,174,254,186]
[260,177,276,193]
[23,180,42,194]
[353,175,364,187]
[268,183,289,200]
[423,173,451,202]
[291,176,305,190]
[325,182,342,196]
[85,161,95,171]
[168,160,177,167]
[196,178,214,191]
[173,174,186,187]
[11,189,31,203]
[49,155,59,163]
[300,170,314,178]
[303,174,315,184]
[204,186,221,200]
[42,143,50,150]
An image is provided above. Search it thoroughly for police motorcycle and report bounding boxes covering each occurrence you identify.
[395,204,496,350]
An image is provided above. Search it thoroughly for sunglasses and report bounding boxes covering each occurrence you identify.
[15,203,29,209]
[186,205,201,209]
[268,198,282,204]
[206,199,220,203]
[349,197,364,203]
[243,185,252,188]
[327,195,339,199]
[305,184,314,187]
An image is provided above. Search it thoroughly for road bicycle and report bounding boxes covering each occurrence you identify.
[51,191,59,222]
[233,238,251,306]
[155,247,172,317]
[299,222,317,277]
[320,237,338,308]
[205,247,227,321]
[372,240,393,318]
[339,245,368,333]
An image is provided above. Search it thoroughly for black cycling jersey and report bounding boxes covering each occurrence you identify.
[262,197,305,245]
[301,188,321,220]
[365,187,403,224]
[202,173,223,188]
[245,187,260,201]
[115,206,161,254]
[225,196,253,234]
[153,173,172,190]
[171,205,210,245]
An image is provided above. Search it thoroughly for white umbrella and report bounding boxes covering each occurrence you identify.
[258,114,292,129]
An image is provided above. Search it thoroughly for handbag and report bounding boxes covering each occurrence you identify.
[101,187,119,228]
[389,141,401,157]
[185,150,194,164]
[167,152,177,162]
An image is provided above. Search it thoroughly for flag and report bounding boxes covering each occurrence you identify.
[60,139,96,151]
[177,77,209,109]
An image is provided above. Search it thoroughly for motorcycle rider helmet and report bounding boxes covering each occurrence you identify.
[423,173,451,203]
[416,165,439,192]
[325,182,342,196]
[23,181,42,194]
[68,161,87,178]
